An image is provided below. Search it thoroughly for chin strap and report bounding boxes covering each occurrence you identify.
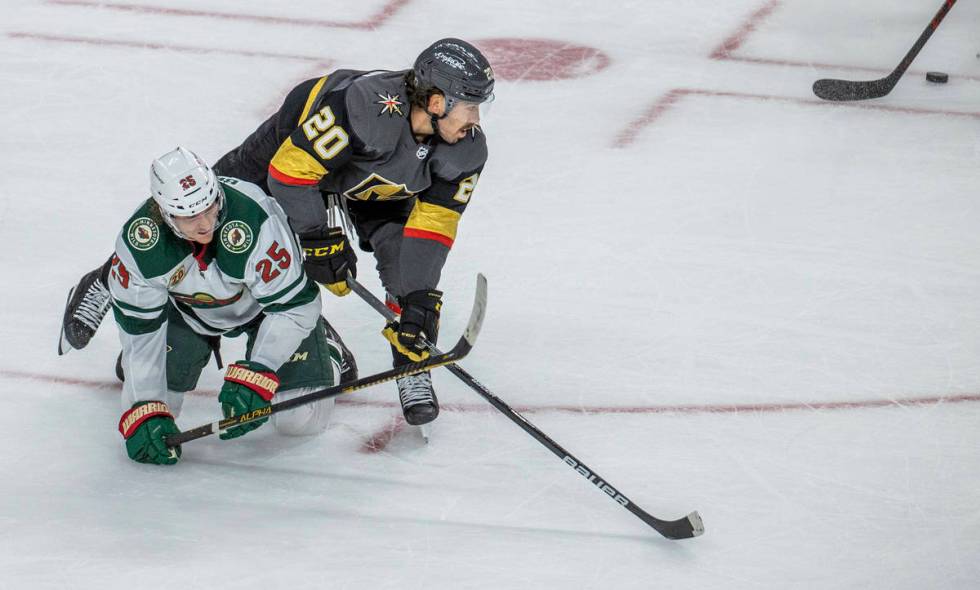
[428,111,442,138]
[426,102,451,141]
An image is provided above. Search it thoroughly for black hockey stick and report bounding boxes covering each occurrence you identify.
[164,274,487,447]
[347,276,704,540]
[812,0,957,101]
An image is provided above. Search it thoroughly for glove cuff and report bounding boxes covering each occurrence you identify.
[298,225,344,241]
[119,401,173,439]
[225,362,280,401]
[400,289,443,311]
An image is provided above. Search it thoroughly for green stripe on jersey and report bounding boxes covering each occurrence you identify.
[112,304,166,335]
[263,279,319,314]
[256,273,306,304]
[112,298,167,314]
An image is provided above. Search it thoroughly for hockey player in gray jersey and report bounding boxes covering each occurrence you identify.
[113,147,341,465]
[60,38,494,428]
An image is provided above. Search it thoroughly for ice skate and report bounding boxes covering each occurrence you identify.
[58,259,112,355]
[396,371,439,426]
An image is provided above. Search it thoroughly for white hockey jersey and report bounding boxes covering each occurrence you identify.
[109,177,321,405]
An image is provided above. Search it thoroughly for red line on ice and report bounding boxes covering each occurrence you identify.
[45,0,412,30]
[7,31,329,63]
[8,369,979,415]
[711,0,980,81]
[359,416,406,454]
[7,32,334,116]
[613,88,980,148]
[614,0,980,148]
[710,0,783,59]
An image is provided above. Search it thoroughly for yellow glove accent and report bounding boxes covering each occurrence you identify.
[382,324,430,362]
[325,281,351,297]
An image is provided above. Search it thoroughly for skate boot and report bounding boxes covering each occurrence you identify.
[322,319,358,384]
[58,258,113,355]
[396,371,439,426]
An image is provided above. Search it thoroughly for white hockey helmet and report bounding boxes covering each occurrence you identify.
[149,147,225,236]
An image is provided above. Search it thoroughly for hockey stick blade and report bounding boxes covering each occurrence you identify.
[812,77,894,102]
[347,275,704,540]
[812,0,956,102]
[640,509,704,540]
[164,273,487,447]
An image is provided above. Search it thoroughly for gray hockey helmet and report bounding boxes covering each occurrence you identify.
[413,38,495,106]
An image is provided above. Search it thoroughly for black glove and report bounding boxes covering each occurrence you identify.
[382,289,442,361]
[299,226,356,296]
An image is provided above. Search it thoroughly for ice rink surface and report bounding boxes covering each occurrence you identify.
[2,0,980,588]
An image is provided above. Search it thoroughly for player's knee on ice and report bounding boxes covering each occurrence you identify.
[272,388,335,436]
[269,319,343,436]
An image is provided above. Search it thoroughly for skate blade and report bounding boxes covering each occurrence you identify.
[57,329,73,356]
[57,286,76,356]
[416,424,431,443]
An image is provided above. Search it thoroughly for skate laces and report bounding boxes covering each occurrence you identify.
[397,372,434,408]
[74,280,111,330]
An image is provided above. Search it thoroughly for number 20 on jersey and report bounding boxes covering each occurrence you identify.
[302,107,350,160]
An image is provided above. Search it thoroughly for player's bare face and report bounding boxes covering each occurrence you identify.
[437,102,481,144]
[172,202,221,244]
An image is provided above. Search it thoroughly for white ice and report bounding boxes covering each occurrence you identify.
[1,0,979,588]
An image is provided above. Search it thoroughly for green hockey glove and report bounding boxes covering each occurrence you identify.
[118,401,181,465]
[219,360,279,440]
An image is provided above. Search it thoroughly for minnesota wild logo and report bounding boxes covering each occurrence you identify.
[127,217,159,251]
[172,290,244,308]
[376,92,404,117]
[220,221,253,253]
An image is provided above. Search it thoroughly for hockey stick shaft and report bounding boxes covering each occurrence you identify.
[347,277,704,540]
[812,0,956,101]
[164,274,487,447]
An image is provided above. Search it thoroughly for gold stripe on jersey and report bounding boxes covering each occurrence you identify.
[404,201,461,244]
[299,76,329,124]
[269,137,328,185]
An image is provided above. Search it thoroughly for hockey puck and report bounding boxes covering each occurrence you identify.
[925,71,949,84]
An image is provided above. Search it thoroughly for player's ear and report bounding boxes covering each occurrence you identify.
[427,93,446,116]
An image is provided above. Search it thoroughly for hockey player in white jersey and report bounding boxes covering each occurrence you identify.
[114,147,341,465]
[61,38,494,430]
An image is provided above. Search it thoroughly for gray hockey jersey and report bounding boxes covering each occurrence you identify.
[265,70,487,293]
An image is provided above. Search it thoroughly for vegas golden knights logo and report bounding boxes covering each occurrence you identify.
[342,173,415,201]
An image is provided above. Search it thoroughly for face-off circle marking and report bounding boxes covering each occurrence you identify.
[475,39,610,81]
